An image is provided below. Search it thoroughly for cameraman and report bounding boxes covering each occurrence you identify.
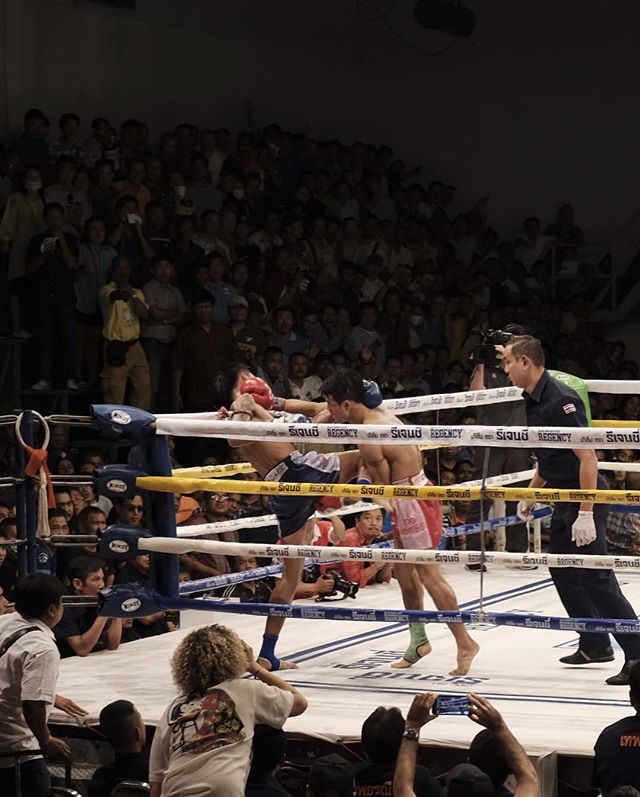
[466,325,530,559]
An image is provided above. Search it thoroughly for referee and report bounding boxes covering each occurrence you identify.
[502,335,640,686]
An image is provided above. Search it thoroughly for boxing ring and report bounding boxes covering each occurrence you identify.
[4,378,640,774]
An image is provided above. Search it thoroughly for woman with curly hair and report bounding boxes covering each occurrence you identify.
[149,624,307,797]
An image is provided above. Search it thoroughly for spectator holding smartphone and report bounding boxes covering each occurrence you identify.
[393,693,538,797]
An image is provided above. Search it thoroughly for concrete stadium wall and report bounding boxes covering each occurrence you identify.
[1,0,639,241]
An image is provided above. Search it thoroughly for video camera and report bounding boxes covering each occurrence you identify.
[315,570,359,602]
[470,328,517,369]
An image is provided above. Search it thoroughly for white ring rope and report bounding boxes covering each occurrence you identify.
[584,379,640,394]
[129,536,640,571]
[153,417,640,449]
[153,380,640,426]
[177,462,640,539]
[176,500,384,538]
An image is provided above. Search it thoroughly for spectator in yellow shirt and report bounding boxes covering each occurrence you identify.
[99,256,151,409]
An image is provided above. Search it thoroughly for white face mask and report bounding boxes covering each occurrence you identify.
[410,314,424,326]
[233,188,245,200]
[174,185,186,199]
[25,180,42,192]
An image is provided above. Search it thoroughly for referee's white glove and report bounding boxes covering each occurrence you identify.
[571,511,597,547]
[516,500,536,522]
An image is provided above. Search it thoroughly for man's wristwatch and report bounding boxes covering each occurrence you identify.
[402,725,420,741]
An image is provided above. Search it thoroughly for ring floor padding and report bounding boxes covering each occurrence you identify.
[53,566,640,757]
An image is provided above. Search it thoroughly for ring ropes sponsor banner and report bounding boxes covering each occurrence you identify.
[177,500,387,538]
[153,418,640,449]
[160,596,640,634]
[137,536,640,571]
[137,475,640,506]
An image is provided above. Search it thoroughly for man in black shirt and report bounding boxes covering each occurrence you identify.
[592,660,640,794]
[88,700,149,797]
[503,336,640,686]
[54,557,122,658]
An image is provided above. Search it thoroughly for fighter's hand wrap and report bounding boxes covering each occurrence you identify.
[239,376,274,410]
[571,510,597,547]
[272,396,286,411]
[516,500,535,522]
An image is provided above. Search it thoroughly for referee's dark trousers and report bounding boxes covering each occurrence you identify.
[550,494,640,659]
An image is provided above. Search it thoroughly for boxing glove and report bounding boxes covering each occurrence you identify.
[362,379,383,409]
[239,376,274,410]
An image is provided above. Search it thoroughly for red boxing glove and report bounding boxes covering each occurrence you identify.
[240,376,274,410]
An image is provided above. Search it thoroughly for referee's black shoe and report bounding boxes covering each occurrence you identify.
[559,647,614,665]
[605,658,640,686]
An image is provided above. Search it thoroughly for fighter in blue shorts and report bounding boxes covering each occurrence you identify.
[217,364,361,670]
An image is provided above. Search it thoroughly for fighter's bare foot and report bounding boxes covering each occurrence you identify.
[390,642,433,669]
[257,657,299,671]
[449,639,480,676]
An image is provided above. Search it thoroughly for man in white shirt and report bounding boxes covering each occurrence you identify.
[287,352,323,400]
[0,574,70,797]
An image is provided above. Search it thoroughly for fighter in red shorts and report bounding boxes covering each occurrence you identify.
[320,369,479,675]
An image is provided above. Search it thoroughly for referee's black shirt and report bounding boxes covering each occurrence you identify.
[523,370,588,488]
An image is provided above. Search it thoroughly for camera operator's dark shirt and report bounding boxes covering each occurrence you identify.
[523,370,587,488]
[477,366,526,427]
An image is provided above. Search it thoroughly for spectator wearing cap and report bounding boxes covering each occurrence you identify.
[141,256,188,408]
[88,700,149,797]
[229,294,269,369]
[170,290,235,412]
[592,660,640,794]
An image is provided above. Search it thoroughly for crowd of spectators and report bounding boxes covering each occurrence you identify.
[1,105,640,796]
[0,105,631,411]
[4,573,640,796]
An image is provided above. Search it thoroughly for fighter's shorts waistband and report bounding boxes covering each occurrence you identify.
[392,471,429,487]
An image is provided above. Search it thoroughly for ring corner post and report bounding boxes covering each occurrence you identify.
[16,410,38,575]
[146,433,179,599]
